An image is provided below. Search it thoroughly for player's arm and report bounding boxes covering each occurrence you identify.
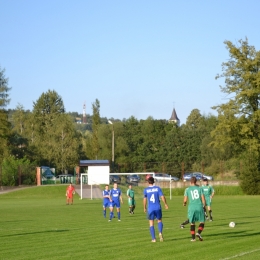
[183,195,188,206]
[201,194,206,207]
[127,189,131,199]
[210,187,215,199]
[143,197,147,213]
[161,195,168,209]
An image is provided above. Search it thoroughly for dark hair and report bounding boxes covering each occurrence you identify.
[203,178,208,182]
[148,177,155,184]
[190,176,197,184]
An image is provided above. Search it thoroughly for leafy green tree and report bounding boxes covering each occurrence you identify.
[0,67,11,108]
[212,38,260,194]
[0,67,11,163]
[32,90,66,167]
[186,109,202,129]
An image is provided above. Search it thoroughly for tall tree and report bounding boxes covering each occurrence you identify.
[212,38,260,194]
[32,90,66,167]
[0,67,11,108]
[0,67,11,163]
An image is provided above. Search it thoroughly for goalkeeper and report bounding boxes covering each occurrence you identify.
[127,184,136,214]
[66,183,75,205]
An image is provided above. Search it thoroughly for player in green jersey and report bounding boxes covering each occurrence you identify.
[127,184,136,214]
[202,178,215,221]
[183,176,206,242]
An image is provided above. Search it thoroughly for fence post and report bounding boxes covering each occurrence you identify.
[36,167,41,186]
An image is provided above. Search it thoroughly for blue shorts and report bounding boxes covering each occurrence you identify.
[103,201,110,208]
[109,201,120,208]
[147,209,162,220]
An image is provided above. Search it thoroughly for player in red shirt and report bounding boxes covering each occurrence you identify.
[66,183,76,205]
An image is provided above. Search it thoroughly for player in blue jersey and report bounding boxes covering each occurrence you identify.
[102,185,110,218]
[143,177,168,242]
[108,182,123,222]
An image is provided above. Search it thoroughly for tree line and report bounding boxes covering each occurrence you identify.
[1,38,260,194]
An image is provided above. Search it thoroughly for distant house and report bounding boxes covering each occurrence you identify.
[169,107,180,126]
[76,117,82,124]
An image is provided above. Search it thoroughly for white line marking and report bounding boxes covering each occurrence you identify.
[220,248,260,260]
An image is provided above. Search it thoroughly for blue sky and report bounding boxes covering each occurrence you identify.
[1,0,260,124]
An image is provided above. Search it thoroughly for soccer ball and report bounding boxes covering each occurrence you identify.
[229,222,236,228]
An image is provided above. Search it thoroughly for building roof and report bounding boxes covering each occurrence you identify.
[79,160,110,167]
[169,108,180,121]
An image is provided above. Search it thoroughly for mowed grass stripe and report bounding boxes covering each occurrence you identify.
[0,186,259,260]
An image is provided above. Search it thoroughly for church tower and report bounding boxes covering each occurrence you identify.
[169,107,180,126]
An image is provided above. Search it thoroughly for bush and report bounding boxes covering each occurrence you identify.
[240,157,260,195]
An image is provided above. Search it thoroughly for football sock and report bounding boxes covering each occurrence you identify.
[103,210,106,217]
[132,205,135,212]
[190,225,195,240]
[129,207,132,213]
[109,212,113,220]
[150,226,156,240]
[117,212,120,220]
[158,222,163,233]
[181,219,189,225]
[198,223,204,234]
[209,210,212,218]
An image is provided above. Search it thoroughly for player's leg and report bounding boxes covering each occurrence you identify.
[208,205,213,221]
[116,202,121,221]
[190,223,196,241]
[103,205,106,218]
[71,195,74,205]
[196,222,204,241]
[195,208,205,241]
[147,211,156,242]
[132,200,135,214]
[149,219,156,242]
[180,219,189,228]
[156,210,164,242]
[128,198,133,214]
[108,203,114,221]
[203,205,208,219]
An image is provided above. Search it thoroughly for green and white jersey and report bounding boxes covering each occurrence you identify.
[184,186,203,208]
[127,189,135,199]
[202,184,214,198]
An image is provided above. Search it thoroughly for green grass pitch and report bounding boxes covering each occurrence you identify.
[0,185,259,260]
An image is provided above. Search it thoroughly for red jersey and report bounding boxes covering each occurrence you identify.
[66,185,75,197]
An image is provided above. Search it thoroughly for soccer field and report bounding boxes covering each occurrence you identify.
[0,186,259,260]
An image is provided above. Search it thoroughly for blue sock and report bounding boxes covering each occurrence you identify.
[103,210,106,218]
[117,212,120,220]
[150,226,155,240]
[110,212,113,220]
[158,222,163,233]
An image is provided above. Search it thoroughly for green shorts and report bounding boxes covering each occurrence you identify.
[205,197,212,207]
[128,198,135,207]
[188,206,205,223]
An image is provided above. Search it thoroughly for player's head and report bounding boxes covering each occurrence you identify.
[190,176,197,184]
[105,184,109,190]
[203,178,208,183]
[128,184,132,189]
[113,182,118,188]
[148,177,155,185]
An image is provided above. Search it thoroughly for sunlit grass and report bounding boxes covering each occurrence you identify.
[0,186,259,260]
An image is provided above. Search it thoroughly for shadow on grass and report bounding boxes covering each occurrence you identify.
[0,229,70,237]
[206,229,260,238]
